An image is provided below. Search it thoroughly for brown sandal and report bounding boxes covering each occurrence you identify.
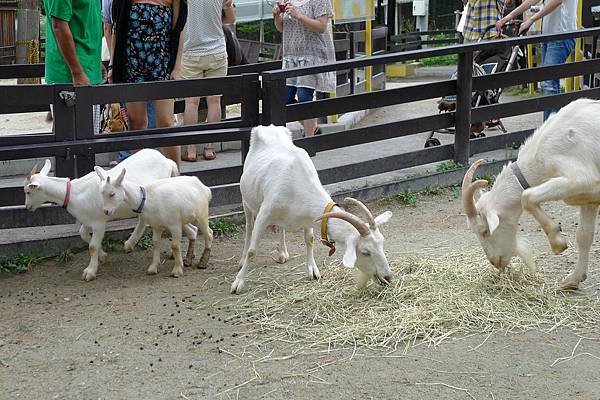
[203,147,216,160]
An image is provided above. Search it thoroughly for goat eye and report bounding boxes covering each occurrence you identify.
[109,193,115,198]
[360,250,371,256]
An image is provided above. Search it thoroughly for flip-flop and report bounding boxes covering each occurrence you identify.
[181,152,197,162]
[203,147,216,160]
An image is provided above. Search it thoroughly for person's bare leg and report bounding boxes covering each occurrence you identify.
[154,98,180,169]
[302,118,318,137]
[183,96,201,161]
[203,95,221,160]
[126,101,149,131]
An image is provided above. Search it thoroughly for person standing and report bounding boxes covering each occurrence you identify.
[497,0,578,120]
[273,0,336,138]
[462,0,506,43]
[102,0,158,166]
[44,0,104,132]
[110,0,187,168]
[180,0,235,162]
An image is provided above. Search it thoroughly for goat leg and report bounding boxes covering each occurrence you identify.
[521,177,575,254]
[561,205,598,290]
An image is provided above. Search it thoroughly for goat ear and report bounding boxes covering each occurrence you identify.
[40,159,51,176]
[342,237,358,268]
[94,166,107,181]
[374,211,392,227]
[485,211,500,236]
[27,182,41,191]
[115,168,126,186]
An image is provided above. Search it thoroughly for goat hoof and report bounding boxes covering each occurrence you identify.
[559,273,584,291]
[183,258,194,268]
[171,268,183,278]
[551,237,568,255]
[146,267,158,275]
[123,241,134,253]
[276,254,289,264]
[307,265,321,280]
[230,279,245,294]
[99,253,108,264]
[81,268,97,282]
[198,249,211,268]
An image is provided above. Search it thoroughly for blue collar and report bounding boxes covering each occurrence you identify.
[132,186,146,214]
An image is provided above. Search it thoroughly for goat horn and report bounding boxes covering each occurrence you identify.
[461,159,487,219]
[315,211,370,237]
[26,163,39,181]
[462,159,486,193]
[344,197,376,229]
[463,180,488,219]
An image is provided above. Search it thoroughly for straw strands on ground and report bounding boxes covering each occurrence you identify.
[225,254,600,349]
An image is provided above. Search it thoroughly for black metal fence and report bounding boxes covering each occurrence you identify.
[2,27,600,231]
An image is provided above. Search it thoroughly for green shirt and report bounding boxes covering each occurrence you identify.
[44,0,102,84]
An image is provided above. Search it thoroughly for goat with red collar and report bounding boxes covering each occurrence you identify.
[24,149,196,281]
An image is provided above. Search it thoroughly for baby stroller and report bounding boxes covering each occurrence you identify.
[424,21,525,148]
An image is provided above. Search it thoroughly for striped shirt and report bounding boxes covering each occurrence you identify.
[463,0,506,42]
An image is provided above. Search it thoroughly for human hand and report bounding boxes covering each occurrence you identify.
[170,68,181,81]
[495,17,507,31]
[223,0,233,9]
[101,63,108,82]
[72,71,91,86]
[519,18,533,35]
[285,4,302,19]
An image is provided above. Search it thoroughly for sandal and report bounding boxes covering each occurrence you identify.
[203,147,216,160]
[181,152,197,162]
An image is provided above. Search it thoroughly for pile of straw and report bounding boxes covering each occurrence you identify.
[226,254,600,349]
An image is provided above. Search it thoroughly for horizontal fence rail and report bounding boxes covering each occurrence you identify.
[2,27,600,231]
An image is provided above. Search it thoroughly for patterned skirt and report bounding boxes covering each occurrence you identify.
[125,3,172,83]
[283,56,336,93]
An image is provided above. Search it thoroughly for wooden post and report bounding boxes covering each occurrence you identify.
[454,51,473,166]
[365,19,373,92]
[16,0,39,84]
[261,74,286,126]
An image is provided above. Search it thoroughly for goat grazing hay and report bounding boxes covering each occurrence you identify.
[225,254,600,349]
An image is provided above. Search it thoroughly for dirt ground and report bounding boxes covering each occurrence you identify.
[1,192,600,400]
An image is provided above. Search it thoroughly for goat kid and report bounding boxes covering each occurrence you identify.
[96,167,213,278]
[232,125,393,294]
[24,149,196,281]
[462,98,600,290]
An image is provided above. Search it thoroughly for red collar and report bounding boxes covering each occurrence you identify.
[63,180,71,208]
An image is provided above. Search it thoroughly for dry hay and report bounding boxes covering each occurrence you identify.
[225,254,600,349]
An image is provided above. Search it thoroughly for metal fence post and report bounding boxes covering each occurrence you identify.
[240,73,260,163]
[261,72,286,126]
[73,86,96,177]
[454,50,473,166]
[52,84,77,178]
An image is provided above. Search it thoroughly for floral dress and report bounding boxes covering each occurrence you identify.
[282,0,336,93]
[125,2,173,82]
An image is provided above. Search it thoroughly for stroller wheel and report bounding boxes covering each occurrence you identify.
[425,138,441,148]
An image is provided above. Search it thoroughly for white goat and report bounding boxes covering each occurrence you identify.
[95,168,213,278]
[231,125,393,294]
[24,149,196,281]
[462,98,600,290]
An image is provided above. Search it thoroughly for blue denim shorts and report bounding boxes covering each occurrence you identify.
[286,86,315,104]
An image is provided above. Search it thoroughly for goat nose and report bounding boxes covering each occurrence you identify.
[104,210,110,216]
